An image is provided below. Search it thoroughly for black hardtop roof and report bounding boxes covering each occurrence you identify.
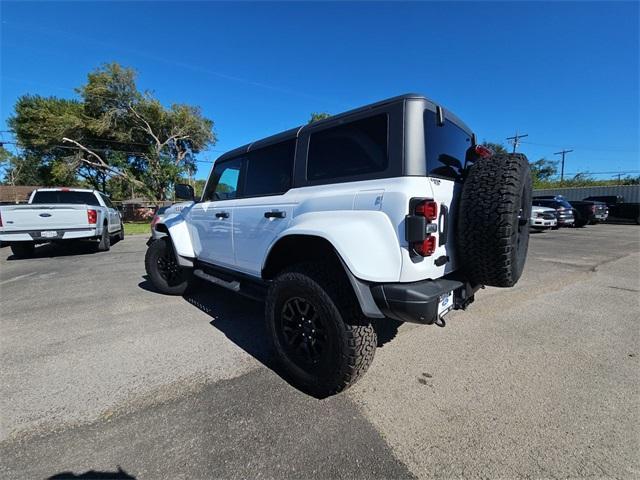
[214,93,472,163]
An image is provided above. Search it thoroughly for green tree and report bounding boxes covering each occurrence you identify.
[481,141,509,155]
[9,63,216,200]
[529,158,558,186]
[308,112,331,124]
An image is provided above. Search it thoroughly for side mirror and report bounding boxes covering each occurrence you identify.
[175,183,195,201]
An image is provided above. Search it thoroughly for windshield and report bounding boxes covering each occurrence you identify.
[31,191,101,206]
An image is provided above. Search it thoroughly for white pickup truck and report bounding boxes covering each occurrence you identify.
[0,188,124,257]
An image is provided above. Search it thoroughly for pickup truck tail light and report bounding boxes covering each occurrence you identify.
[87,209,97,224]
[0,212,3,227]
[590,205,596,213]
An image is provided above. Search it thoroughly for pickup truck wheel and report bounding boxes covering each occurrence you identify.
[97,224,111,251]
[10,242,35,258]
[118,222,125,241]
[458,153,532,288]
[265,263,377,397]
[144,237,191,295]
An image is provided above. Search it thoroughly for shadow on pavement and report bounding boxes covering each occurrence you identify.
[138,275,402,394]
[6,237,124,260]
[47,466,135,479]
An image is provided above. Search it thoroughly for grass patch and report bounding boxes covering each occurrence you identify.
[124,222,151,236]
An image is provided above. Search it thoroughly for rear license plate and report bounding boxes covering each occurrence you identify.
[438,291,454,316]
[40,231,57,238]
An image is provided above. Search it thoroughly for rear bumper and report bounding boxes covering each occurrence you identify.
[0,228,98,242]
[370,275,480,324]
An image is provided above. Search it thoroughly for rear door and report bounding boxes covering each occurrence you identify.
[233,140,296,276]
[99,193,120,232]
[188,157,243,268]
[424,109,472,273]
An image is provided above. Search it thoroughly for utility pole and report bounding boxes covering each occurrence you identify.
[554,149,573,182]
[506,131,529,153]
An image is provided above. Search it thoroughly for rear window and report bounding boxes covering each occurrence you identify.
[307,114,388,181]
[31,191,100,206]
[244,140,295,197]
[424,110,471,181]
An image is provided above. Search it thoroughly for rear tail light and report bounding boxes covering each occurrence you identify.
[0,212,3,227]
[590,205,596,213]
[87,209,97,224]
[413,236,437,256]
[474,145,494,158]
[415,200,438,221]
[408,199,439,257]
[150,215,159,231]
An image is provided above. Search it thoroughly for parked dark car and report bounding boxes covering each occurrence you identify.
[583,195,640,224]
[568,200,608,227]
[532,196,575,228]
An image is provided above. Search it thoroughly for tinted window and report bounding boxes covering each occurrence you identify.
[424,110,471,180]
[307,114,388,181]
[100,194,114,208]
[244,140,295,197]
[203,158,242,201]
[31,191,100,206]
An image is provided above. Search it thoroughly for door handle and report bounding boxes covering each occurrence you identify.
[215,212,229,219]
[264,210,286,219]
[438,204,449,245]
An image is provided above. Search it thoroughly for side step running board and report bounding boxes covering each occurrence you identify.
[194,269,240,292]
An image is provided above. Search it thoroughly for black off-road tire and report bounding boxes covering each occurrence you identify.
[97,224,111,251]
[118,222,125,241]
[144,237,191,295]
[265,262,377,397]
[10,242,35,258]
[458,153,532,288]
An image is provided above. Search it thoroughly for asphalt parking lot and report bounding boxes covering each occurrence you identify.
[1,224,638,479]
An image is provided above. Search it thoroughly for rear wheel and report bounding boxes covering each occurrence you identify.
[10,242,35,258]
[144,237,191,295]
[457,153,532,287]
[265,263,377,398]
[118,222,125,241]
[97,224,111,251]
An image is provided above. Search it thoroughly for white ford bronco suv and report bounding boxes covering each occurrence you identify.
[145,94,532,397]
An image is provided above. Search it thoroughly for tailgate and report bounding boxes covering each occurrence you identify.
[0,204,91,231]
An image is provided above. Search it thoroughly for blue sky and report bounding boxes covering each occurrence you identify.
[1,1,638,180]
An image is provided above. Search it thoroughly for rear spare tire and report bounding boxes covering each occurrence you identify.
[457,153,532,287]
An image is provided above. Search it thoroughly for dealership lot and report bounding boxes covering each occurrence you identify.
[1,225,638,479]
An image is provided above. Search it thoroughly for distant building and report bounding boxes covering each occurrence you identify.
[0,185,41,204]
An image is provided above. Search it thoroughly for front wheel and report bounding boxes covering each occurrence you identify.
[118,222,125,241]
[10,242,35,258]
[265,263,377,397]
[144,237,191,295]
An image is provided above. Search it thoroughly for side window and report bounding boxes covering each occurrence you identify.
[203,158,242,201]
[244,140,295,197]
[100,194,114,208]
[307,114,388,181]
[424,110,471,181]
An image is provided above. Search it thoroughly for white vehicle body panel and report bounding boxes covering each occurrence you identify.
[160,175,460,283]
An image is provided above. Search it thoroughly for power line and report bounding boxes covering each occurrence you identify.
[554,149,574,182]
[506,131,529,153]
